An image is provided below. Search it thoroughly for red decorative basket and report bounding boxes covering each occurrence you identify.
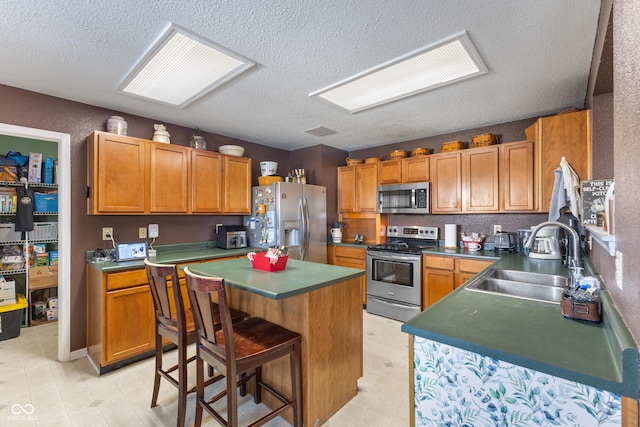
[250,252,288,272]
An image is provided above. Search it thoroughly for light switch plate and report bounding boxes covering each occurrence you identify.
[615,250,623,290]
[148,224,159,238]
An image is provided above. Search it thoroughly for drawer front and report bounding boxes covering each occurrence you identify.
[334,246,366,260]
[106,269,148,291]
[423,255,455,271]
[458,258,494,274]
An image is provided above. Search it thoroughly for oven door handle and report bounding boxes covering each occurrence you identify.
[367,253,420,262]
[367,296,421,310]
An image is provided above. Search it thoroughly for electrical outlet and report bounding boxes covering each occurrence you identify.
[139,227,147,239]
[216,223,223,234]
[148,224,159,238]
[493,225,502,234]
[102,227,113,241]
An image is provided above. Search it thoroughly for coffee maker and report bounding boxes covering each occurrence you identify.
[494,231,517,253]
[528,226,562,260]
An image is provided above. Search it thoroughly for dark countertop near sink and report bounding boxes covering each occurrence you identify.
[401,252,638,398]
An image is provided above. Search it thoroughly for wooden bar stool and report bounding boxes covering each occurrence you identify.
[184,266,303,427]
[144,259,247,427]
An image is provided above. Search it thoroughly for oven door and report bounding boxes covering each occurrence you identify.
[366,251,421,305]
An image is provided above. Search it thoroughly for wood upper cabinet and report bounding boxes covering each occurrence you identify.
[430,141,535,214]
[402,157,430,183]
[190,149,223,213]
[378,160,402,185]
[337,164,378,213]
[463,146,499,212]
[378,157,430,184]
[502,141,535,211]
[149,143,189,213]
[223,155,251,214]
[88,131,146,214]
[525,110,591,212]
[88,131,251,215]
[430,152,462,213]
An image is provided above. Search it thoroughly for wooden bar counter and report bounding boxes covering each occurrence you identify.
[186,257,365,427]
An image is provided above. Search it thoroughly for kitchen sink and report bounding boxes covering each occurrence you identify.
[465,269,568,304]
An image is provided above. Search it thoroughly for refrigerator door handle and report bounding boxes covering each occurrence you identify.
[299,198,306,260]
[302,198,311,260]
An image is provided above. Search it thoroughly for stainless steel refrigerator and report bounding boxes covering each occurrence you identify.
[244,182,327,263]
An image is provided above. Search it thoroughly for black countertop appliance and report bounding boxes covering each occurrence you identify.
[216,225,247,249]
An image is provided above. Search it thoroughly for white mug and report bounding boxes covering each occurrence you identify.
[468,242,482,251]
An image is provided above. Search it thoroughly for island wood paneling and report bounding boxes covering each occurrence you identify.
[226,276,363,426]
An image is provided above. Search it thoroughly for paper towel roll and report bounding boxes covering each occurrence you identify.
[444,224,458,249]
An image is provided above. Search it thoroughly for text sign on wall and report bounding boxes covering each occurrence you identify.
[581,179,613,226]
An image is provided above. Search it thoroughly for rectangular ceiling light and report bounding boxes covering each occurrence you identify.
[117,24,254,107]
[309,31,487,113]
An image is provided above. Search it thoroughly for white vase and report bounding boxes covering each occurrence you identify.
[106,116,127,135]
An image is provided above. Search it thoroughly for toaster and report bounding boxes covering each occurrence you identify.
[216,225,247,249]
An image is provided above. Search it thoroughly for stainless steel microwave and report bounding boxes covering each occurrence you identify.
[377,182,430,214]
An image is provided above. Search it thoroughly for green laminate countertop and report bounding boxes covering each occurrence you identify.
[86,242,253,273]
[185,258,364,300]
[402,254,638,398]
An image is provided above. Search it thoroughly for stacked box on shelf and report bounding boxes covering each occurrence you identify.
[0,224,21,242]
[34,192,58,213]
[27,222,57,241]
[0,278,16,306]
[0,187,17,213]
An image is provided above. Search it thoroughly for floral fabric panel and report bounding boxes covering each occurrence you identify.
[414,337,622,426]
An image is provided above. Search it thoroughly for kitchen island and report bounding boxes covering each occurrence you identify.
[186,257,365,427]
[402,255,638,426]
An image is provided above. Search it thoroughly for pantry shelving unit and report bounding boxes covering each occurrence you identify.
[0,180,58,326]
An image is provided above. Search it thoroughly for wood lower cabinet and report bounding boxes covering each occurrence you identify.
[422,255,494,308]
[87,256,242,373]
[328,245,367,305]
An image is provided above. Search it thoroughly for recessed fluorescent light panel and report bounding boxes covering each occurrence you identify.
[117,24,255,107]
[309,31,487,113]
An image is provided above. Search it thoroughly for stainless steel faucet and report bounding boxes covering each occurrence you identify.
[525,220,582,269]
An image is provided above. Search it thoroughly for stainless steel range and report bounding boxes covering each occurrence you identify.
[366,226,438,322]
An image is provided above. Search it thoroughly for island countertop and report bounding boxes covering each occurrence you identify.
[402,254,638,398]
[186,258,365,300]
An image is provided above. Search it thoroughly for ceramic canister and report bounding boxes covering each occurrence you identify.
[107,116,127,135]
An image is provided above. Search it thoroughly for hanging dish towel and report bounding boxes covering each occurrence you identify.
[548,157,581,221]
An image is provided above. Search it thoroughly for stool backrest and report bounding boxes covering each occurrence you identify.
[184,266,236,364]
[145,259,186,333]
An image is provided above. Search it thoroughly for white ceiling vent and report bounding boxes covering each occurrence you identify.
[310,30,488,113]
[117,24,255,108]
[304,126,337,137]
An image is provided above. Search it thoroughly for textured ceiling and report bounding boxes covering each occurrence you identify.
[0,1,601,151]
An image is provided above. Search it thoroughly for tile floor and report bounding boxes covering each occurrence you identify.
[0,310,410,426]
